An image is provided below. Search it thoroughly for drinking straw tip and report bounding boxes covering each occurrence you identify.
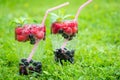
[74,0,92,21]
[89,0,92,2]
[66,2,70,5]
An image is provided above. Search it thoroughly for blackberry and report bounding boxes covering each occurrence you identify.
[35,68,42,73]
[19,63,28,75]
[58,30,63,34]
[24,61,29,66]
[30,39,35,44]
[68,37,73,40]
[62,33,69,39]
[33,62,38,66]
[29,34,34,39]
[59,48,63,53]
[68,58,74,64]
[29,59,33,63]
[70,50,75,57]
[28,66,34,71]
[29,34,35,44]
[36,64,42,69]
[21,58,27,63]
[65,51,71,56]
[33,62,42,73]
[28,66,34,74]
[64,48,67,50]
[19,59,42,75]
[54,48,75,64]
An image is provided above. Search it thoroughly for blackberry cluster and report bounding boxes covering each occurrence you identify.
[29,34,36,44]
[58,30,76,40]
[19,59,42,75]
[54,48,75,64]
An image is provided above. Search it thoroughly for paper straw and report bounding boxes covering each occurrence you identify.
[61,39,69,50]
[41,2,69,25]
[61,0,92,49]
[27,2,69,62]
[74,0,92,21]
[27,40,40,62]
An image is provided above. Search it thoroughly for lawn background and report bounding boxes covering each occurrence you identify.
[0,0,120,80]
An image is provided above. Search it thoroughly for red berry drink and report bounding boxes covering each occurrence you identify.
[51,0,92,64]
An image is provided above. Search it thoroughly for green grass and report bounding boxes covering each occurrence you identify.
[0,0,120,80]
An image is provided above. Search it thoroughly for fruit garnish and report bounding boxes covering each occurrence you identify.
[50,11,78,40]
[15,24,45,44]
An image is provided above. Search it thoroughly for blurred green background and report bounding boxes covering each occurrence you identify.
[0,0,120,80]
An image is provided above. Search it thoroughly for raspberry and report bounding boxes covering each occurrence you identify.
[15,24,46,44]
[15,27,23,35]
[36,31,44,39]
[51,22,64,34]
[17,35,27,42]
[51,20,78,40]
[23,29,30,36]
[64,27,72,35]
[30,27,38,35]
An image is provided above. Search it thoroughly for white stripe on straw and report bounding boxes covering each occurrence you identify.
[27,2,69,62]
[41,2,69,25]
[74,0,92,21]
